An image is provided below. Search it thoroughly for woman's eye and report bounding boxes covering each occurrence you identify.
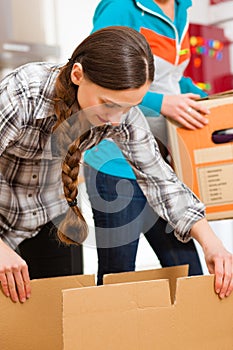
[105,103,116,109]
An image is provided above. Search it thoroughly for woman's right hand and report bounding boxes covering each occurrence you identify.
[0,239,31,303]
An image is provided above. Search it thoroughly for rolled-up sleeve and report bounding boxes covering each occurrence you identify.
[75,107,205,242]
[110,107,205,242]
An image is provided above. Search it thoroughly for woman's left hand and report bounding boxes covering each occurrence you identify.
[203,242,233,299]
[190,218,233,299]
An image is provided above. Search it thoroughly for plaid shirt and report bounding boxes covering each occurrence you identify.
[0,62,205,249]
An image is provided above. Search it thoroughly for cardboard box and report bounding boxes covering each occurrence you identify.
[0,274,95,350]
[1,266,233,350]
[167,91,233,220]
[62,265,233,350]
[0,266,187,350]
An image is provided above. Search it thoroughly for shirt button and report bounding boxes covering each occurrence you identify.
[32,174,37,179]
[28,193,32,197]
[32,212,37,216]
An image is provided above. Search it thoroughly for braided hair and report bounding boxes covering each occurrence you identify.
[54,26,154,245]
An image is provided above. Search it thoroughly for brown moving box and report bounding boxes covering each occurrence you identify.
[63,265,233,350]
[0,274,95,350]
[0,266,187,350]
[167,91,233,220]
[1,266,233,350]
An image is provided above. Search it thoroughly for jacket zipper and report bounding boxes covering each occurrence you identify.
[136,1,188,65]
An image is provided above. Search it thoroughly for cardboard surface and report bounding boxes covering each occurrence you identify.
[104,264,189,304]
[0,274,95,350]
[63,269,233,350]
[1,265,232,350]
[168,93,233,220]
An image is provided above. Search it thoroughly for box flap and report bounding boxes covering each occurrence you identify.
[63,274,233,350]
[0,274,95,350]
[198,93,233,108]
[172,274,233,349]
[63,279,171,350]
[200,89,233,100]
[103,264,189,304]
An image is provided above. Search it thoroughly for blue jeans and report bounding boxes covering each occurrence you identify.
[84,166,203,284]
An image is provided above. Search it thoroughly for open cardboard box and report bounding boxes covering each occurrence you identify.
[0,274,95,350]
[1,265,233,350]
[167,91,233,220]
[63,265,233,350]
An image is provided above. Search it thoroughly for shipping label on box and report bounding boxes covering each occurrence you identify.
[168,93,233,220]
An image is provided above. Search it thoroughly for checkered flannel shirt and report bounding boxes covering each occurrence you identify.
[0,62,205,249]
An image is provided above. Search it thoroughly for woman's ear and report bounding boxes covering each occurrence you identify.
[70,63,84,85]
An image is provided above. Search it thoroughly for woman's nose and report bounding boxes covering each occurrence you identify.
[106,112,122,124]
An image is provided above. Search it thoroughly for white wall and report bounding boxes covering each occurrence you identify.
[190,0,233,25]
[55,0,99,62]
[5,0,57,44]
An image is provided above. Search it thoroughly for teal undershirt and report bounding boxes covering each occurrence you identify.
[84,139,136,179]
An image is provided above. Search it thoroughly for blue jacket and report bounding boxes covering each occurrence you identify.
[91,0,207,113]
[84,0,207,178]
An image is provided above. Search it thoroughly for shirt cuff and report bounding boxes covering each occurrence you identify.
[140,91,164,115]
[173,205,206,243]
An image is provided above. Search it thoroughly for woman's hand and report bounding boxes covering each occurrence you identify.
[161,93,210,129]
[190,219,233,299]
[0,239,31,303]
[203,241,233,299]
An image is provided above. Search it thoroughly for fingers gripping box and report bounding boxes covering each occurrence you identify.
[1,266,233,350]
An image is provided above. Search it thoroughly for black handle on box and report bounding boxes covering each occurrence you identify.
[212,128,233,144]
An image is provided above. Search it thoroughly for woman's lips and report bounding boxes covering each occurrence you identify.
[96,115,108,123]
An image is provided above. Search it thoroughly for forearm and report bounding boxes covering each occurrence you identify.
[190,218,224,252]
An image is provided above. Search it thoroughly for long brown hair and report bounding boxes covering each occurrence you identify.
[54,26,154,245]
